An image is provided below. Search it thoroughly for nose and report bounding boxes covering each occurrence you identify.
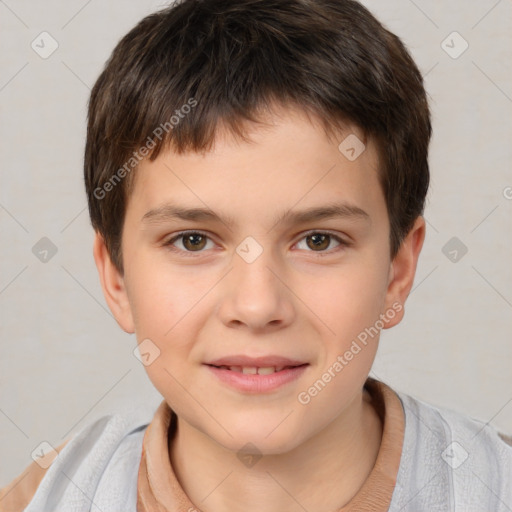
[217,244,296,332]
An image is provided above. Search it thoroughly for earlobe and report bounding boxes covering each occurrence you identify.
[383,216,426,329]
[92,232,135,333]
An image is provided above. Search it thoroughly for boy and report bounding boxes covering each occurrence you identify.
[1,0,511,510]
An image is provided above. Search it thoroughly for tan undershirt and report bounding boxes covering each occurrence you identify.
[0,378,405,512]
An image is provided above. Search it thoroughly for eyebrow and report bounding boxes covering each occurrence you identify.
[141,201,370,230]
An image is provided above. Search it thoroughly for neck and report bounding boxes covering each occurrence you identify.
[169,389,382,512]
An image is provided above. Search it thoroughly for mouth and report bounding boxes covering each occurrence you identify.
[205,363,308,375]
[204,362,310,393]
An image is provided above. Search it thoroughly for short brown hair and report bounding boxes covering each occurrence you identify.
[84,0,431,274]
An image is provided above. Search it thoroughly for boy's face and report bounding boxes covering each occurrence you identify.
[95,106,424,454]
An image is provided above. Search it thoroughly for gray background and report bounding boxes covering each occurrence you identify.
[1,0,511,486]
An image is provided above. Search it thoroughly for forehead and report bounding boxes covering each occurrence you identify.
[125,106,385,228]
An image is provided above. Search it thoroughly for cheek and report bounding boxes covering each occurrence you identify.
[125,269,200,398]
[312,261,389,341]
[128,256,203,334]
[126,256,218,351]
[295,265,388,419]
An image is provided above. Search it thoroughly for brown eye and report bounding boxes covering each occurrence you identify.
[296,231,345,253]
[306,233,330,251]
[182,233,207,251]
[165,231,214,254]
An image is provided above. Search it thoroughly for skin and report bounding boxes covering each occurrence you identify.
[94,105,425,512]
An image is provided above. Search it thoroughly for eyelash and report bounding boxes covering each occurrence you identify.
[163,230,349,257]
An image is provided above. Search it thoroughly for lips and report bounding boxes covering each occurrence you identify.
[205,361,309,393]
[205,355,308,376]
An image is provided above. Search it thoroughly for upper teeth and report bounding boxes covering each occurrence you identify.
[218,366,287,374]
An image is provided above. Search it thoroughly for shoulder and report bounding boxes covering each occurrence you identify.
[0,403,154,512]
[389,387,512,512]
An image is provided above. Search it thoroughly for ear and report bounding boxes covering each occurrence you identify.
[92,232,135,333]
[382,216,426,329]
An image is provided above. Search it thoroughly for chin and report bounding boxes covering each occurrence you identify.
[217,418,303,455]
